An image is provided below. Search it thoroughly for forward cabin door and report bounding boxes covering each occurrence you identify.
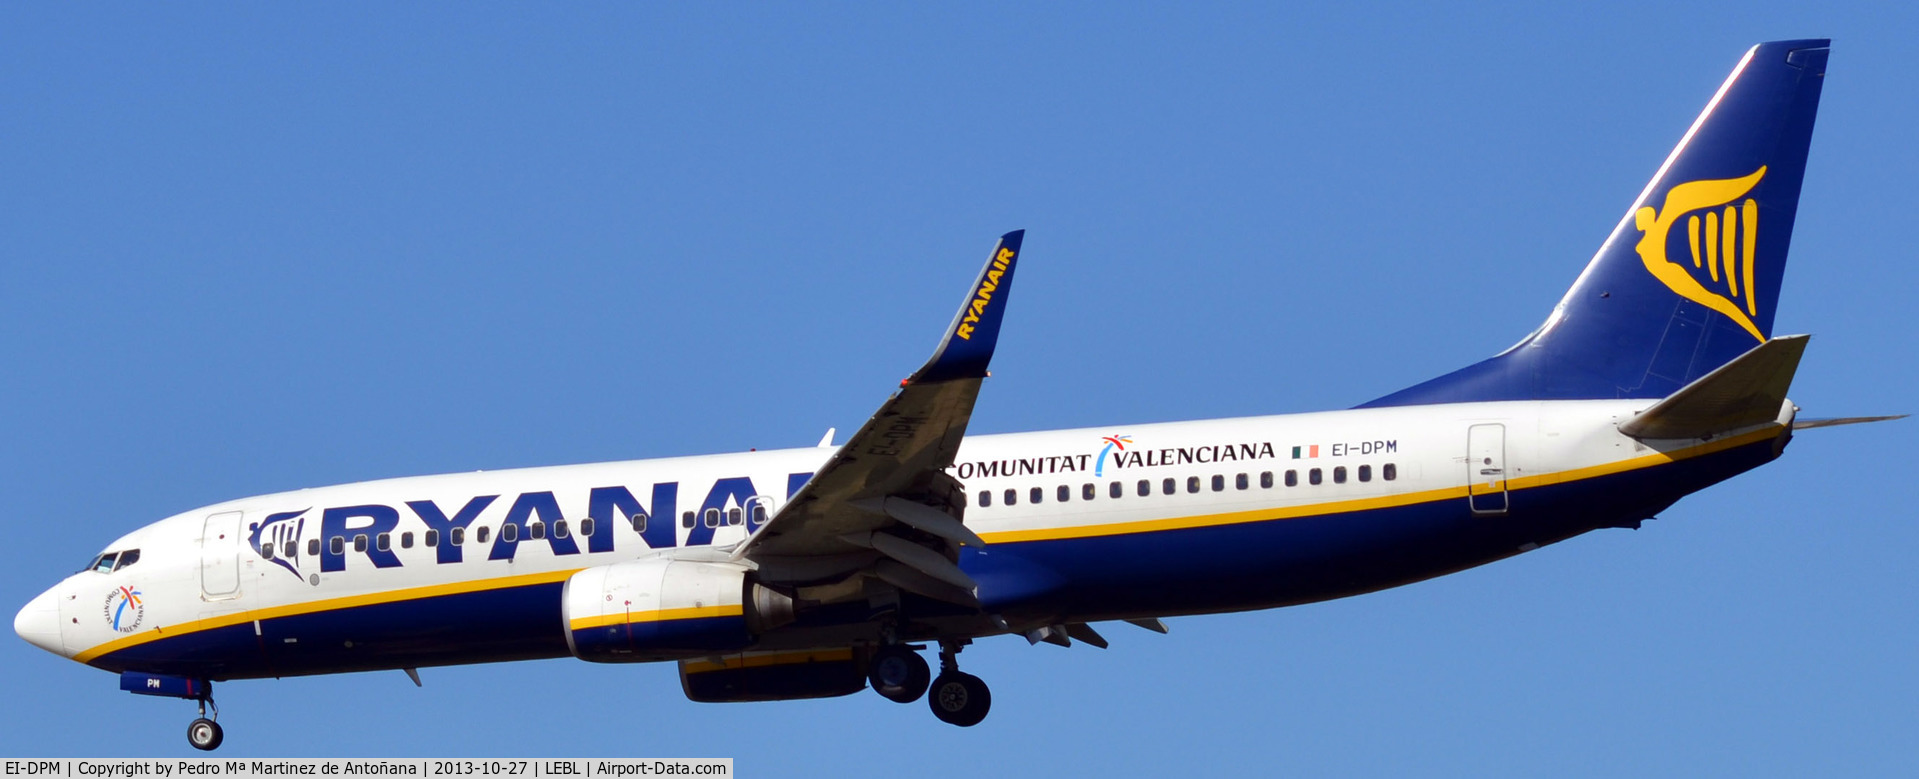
[200,511,244,600]
[1467,424,1508,515]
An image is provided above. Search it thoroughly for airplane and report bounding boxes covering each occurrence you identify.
[15,39,1891,752]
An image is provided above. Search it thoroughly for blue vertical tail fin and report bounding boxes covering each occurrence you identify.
[1363,40,1829,408]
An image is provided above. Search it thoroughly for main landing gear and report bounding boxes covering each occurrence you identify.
[865,640,992,726]
[186,696,224,751]
[927,640,990,727]
[868,644,931,704]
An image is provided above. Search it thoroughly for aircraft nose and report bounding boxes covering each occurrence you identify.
[14,587,65,657]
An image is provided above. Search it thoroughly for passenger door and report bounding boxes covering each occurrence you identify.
[200,511,244,600]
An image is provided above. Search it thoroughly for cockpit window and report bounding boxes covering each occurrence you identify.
[85,549,143,573]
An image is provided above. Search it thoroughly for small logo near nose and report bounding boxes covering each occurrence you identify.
[102,586,144,633]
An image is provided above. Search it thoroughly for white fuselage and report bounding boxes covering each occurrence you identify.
[20,398,1792,678]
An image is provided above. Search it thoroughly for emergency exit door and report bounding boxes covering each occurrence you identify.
[1467,424,1508,515]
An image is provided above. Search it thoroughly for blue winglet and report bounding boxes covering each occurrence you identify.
[914,230,1024,383]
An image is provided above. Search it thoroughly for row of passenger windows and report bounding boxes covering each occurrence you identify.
[258,462,1401,559]
[263,516,608,561]
[977,464,1398,507]
[677,505,770,529]
[257,505,770,562]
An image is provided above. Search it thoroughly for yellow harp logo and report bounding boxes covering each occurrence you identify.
[1633,166,1768,342]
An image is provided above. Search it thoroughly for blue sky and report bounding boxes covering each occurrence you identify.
[4,3,1915,774]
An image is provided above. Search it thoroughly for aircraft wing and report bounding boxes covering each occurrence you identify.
[735,231,1023,604]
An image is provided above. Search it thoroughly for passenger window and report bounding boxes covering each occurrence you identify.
[1384,463,1398,481]
[1236,473,1249,490]
[475,527,490,544]
[727,508,742,526]
[556,520,571,539]
[1187,476,1200,493]
[1309,468,1323,485]
[579,518,593,537]
[1333,466,1347,484]
[703,508,720,528]
[354,535,369,552]
[751,505,767,524]
[1030,487,1043,504]
[979,491,992,508]
[308,539,321,557]
[1110,482,1124,499]
[330,537,344,555]
[1004,488,1018,506]
[628,512,646,533]
[261,543,275,560]
[1212,475,1225,492]
[401,532,414,549]
[1285,470,1298,487]
[452,527,466,546]
[376,533,391,551]
[91,553,117,573]
[529,522,545,541]
[1358,465,1372,482]
[503,524,519,543]
[425,529,440,547]
[1162,478,1176,495]
[682,511,695,529]
[1137,480,1151,497]
[1057,485,1071,503]
[1083,483,1096,501]
[1261,471,1274,489]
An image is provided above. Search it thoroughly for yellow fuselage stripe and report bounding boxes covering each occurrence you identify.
[74,568,581,664]
[567,604,744,633]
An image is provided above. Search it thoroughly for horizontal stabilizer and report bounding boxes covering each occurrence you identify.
[1794,414,1907,430]
[1619,334,1808,439]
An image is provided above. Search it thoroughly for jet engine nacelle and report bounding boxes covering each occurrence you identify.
[562,557,793,662]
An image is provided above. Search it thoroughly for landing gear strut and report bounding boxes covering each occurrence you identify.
[926,640,991,727]
[867,644,931,704]
[186,696,223,751]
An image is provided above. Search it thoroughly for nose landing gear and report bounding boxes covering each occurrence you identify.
[118,673,227,751]
[186,697,223,751]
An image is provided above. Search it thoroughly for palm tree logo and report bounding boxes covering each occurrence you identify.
[106,586,144,633]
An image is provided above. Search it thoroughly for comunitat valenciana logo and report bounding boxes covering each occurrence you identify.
[1633,166,1768,342]
[1095,435,1132,477]
[103,585,144,634]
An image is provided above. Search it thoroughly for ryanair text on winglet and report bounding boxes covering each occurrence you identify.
[955,247,1016,341]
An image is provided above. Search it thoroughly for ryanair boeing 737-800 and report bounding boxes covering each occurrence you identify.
[17,40,1890,751]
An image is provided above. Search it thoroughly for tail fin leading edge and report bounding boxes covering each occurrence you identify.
[1363,40,1829,408]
